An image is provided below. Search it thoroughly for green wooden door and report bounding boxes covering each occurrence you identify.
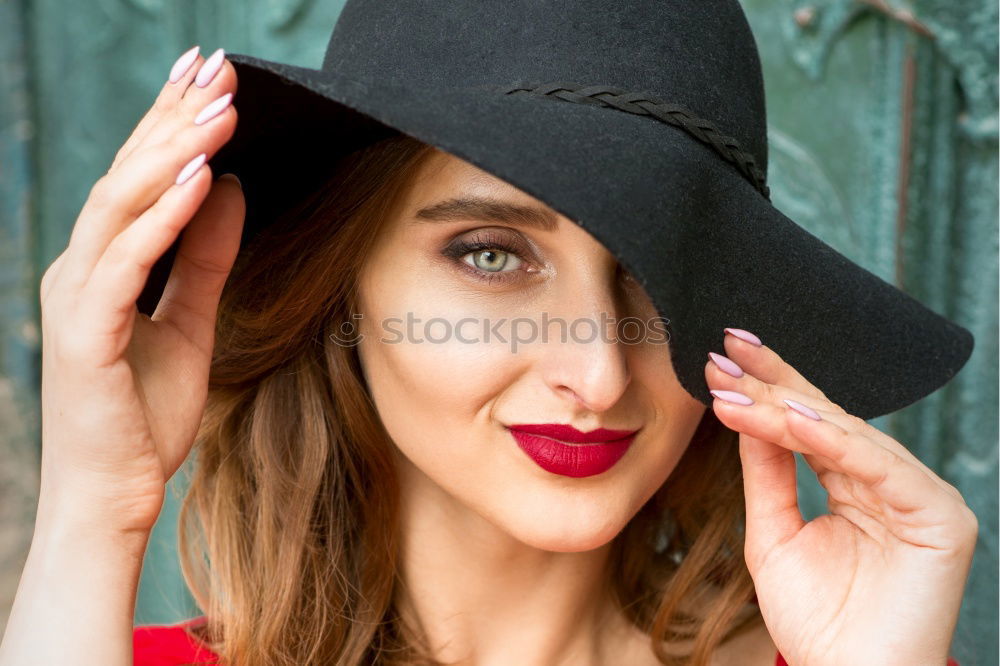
[1,1,995,663]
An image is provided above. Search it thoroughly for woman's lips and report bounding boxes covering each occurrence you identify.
[506,423,639,444]
[506,423,640,478]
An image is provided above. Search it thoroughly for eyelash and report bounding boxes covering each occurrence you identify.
[441,231,641,288]
[442,231,533,285]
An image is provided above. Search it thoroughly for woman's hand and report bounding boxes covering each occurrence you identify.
[705,328,977,666]
[37,47,245,536]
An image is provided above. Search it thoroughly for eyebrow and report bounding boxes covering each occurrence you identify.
[412,196,560,232]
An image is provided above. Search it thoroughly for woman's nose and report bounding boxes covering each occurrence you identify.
[536,269,634,413]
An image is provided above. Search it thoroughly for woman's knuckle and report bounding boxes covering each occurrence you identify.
[149,132,197,170]
[87,175,116,211]
[939,504,981,552]
[844,413,868,431]
[151,93,173,116]
[109,147,127,170]
[759,381,777,403]
[958,503,979,534]
[826,399,847,415]
[108,232,137,265]
[40,262,58,294]
[175,122,212,147]
[40,259,64,298]
[40,277,57,308]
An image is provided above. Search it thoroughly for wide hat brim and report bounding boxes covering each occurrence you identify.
[139,53,974,422]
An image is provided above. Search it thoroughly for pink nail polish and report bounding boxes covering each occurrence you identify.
[708,351,744,378]
[195,48,226,87]
[168,45,200,83]
[194,93,233,125]
[710,389,754,406]
[783,399,821,421]
[176,153,207,185]
[724,327,762,347]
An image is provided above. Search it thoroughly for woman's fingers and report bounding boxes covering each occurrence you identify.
[777,407,938,510]
[126,49,237,168]
[706,349,965,500]
[737,428,804,565]
[60,59,237,290]
[714,394,972,549]
[817,468,897,541]
[77,165,216,363]
[108,46,204,173]
[784,406,978,548]
[152,173,245,357]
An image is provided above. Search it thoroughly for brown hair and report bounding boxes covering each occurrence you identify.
[177,133,763,665]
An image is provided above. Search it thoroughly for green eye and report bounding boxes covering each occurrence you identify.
[464,248,524,273]
[442,231,534,284]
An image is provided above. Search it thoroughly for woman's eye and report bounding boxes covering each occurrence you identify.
[462,248,524,273]
[440,230,536,284]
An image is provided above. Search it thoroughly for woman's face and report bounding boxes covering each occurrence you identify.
[356,149,706,552]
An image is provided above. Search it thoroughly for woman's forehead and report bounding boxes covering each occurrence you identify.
[414,149,556,213]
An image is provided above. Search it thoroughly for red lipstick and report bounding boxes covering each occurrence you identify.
[506,423,639,478]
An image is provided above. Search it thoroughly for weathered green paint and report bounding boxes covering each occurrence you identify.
[0,0,42,634]
[0,1,995,662]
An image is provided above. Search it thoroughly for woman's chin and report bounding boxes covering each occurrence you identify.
[499,500,635,553]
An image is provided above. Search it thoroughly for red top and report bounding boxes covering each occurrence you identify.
[134,618,960,666]
[133,617,219,665]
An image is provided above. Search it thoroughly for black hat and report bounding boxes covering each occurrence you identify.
[138,0,974,421]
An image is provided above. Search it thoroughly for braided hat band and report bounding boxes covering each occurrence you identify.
[501,82,771,201]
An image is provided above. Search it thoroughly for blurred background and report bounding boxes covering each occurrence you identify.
[1,0,997,662]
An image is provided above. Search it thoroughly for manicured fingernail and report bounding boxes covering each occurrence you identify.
[194,92,233,125]
[708,351,744,378]
[195,48,225,87]
[176,153,207,185]
[710,389,754,406]
[724,327,762,347]
[783,398,821,421]
[168,45,200,83]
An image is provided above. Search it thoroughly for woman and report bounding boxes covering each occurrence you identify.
[0,1,978,664]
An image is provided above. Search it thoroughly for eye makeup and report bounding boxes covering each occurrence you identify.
[440,228,540,285]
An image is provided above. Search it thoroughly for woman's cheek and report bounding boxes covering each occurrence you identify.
[361,300,523,449]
